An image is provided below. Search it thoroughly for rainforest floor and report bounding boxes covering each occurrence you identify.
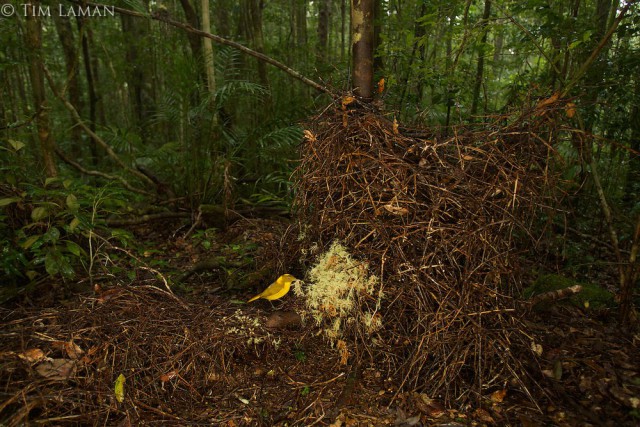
[1,219,638,426]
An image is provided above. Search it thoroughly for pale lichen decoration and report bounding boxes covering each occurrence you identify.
[295,241,383,341]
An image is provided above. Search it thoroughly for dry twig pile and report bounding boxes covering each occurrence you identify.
[295,100,558,401]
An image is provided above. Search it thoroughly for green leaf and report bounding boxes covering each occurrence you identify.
[31,207,48,221]
[59,257,75,278]
[45,251,61,276]
[44,177,59,187]
[568,40,582,50]
[66,241,83,257]
[69,217,81,232]
[66,194,79,211]
[63,179,73,189]
[114,373,126,403]
[7,139,25,151]
[21,234,41,249]
[0,197,21,207]
[44,227,60,243]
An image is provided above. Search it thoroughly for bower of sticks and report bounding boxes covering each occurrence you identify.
[294,98,560,402]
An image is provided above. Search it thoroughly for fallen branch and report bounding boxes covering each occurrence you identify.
[530,285,583,306]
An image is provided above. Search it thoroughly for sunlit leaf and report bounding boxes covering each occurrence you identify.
[45,251,61,276]
[69,217,81,232]
[66,241,83,257]
[0,197,21,207]
[66,194,79,211]
[115,373,126,403]
[31,206,48,221]
[7,139,25,151]
[44,177,59,187]
[21,234,41,249]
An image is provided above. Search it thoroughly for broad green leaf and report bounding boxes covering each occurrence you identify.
[66,241,83,257]
[63,179,73,189]
[0,197,21,207]
[114,373,126,403]
[26,271,38,280]
[44,177,59,187]
[69,217,81,232]
[21,234,41,249]
[7,139,25,151]
[568,40,581,50]
[45,227,60,242]
[66,194,79,211]
[45,251,60,276]
[59,257,75,278]
[31,207,48,221]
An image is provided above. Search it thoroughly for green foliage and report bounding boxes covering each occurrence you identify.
[0,154,138,297]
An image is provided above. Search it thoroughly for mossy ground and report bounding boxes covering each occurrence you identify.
[524,273,615,309]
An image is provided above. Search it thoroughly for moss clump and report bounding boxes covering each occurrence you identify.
[294,241,382,341]
[524,273,614,309]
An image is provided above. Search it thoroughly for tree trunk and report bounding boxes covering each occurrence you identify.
[76,16,99,164]
[53,13,83,157]
[293,0,307,47]
[351,0,374,99]
[121,8,152,143]
[179,0,206,85]
[470,0,491,116]
[240,0,269,88]
[317,0,330,64]
[201,0,216,95]
[25,0,57,178]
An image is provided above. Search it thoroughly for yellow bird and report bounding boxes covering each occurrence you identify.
[247,274,296,303]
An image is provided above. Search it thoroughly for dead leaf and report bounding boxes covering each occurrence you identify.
[383,204,409,216]
[378,78,385,93]
[36,359,77,380]
[303,129,317,143]
[565,102,576,118]
[473,407,495,423]
[490,388,507,403]
[393,117,399,135]
[337,339,349,365]
[531,341,543,356]
[414,393,445,417]
[18,348,46,364]
[53,340,84,359]
[341,95,356,110]
[160,370,178,383]
[96,287,125,304]
[462,155,475,161]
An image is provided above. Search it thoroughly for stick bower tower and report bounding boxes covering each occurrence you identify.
[294,98,558,402]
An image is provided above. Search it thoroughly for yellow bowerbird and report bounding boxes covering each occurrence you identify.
[247,274,297,303]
